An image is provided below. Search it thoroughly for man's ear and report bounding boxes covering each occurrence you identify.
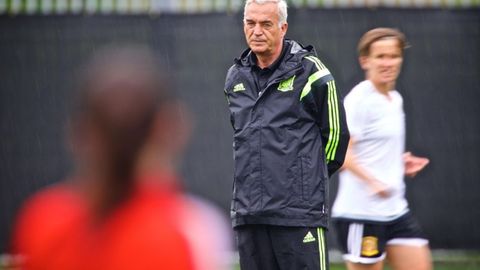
[281,23,288,38]
[359,56,369,71]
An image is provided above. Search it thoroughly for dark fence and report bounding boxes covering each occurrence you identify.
[1,0,479,15]
[1,8,479,253]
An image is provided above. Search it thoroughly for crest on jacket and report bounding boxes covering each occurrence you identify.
[277,75,295,92]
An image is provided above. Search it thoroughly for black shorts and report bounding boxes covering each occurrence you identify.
[235,224,329,270]
[333,212,429,264]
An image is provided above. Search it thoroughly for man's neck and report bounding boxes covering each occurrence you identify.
[369,79,395,96]
[257,55,276,69]
[255,42,284,69]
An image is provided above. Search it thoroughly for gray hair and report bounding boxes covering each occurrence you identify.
[244,0,288,27]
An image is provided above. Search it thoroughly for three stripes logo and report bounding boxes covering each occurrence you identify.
[303,231,316,243]
[233,83,246,92]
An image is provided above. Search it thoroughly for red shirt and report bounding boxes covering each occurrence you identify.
[12,175,195,270]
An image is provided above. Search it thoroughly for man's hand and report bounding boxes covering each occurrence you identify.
[404,152,430,178]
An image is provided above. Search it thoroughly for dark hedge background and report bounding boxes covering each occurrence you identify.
[1,8,479,252]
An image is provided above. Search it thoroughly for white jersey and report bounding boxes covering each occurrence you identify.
[332,80,408,222]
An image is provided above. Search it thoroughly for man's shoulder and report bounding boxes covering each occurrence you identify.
[289,42,329,74]
[344,81,374,108]
[299,54,334,85]
[224,62,250,93]
[224,63,243,83]
[348,81,372,96]
[302,54,330,72]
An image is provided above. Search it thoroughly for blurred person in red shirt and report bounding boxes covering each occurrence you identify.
[11,46,230,270]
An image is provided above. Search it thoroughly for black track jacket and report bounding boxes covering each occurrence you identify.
[224,39,349,228]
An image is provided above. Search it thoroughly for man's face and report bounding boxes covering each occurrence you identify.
[243,2,287,58]
[360,38,403,86]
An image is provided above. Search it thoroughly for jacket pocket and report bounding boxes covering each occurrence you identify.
[232,136,253,207]
[233,138,250,179]
[289,156,312,202]
[300,156,311,201]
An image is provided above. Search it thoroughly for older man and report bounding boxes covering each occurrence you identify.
[224,1,349,269]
